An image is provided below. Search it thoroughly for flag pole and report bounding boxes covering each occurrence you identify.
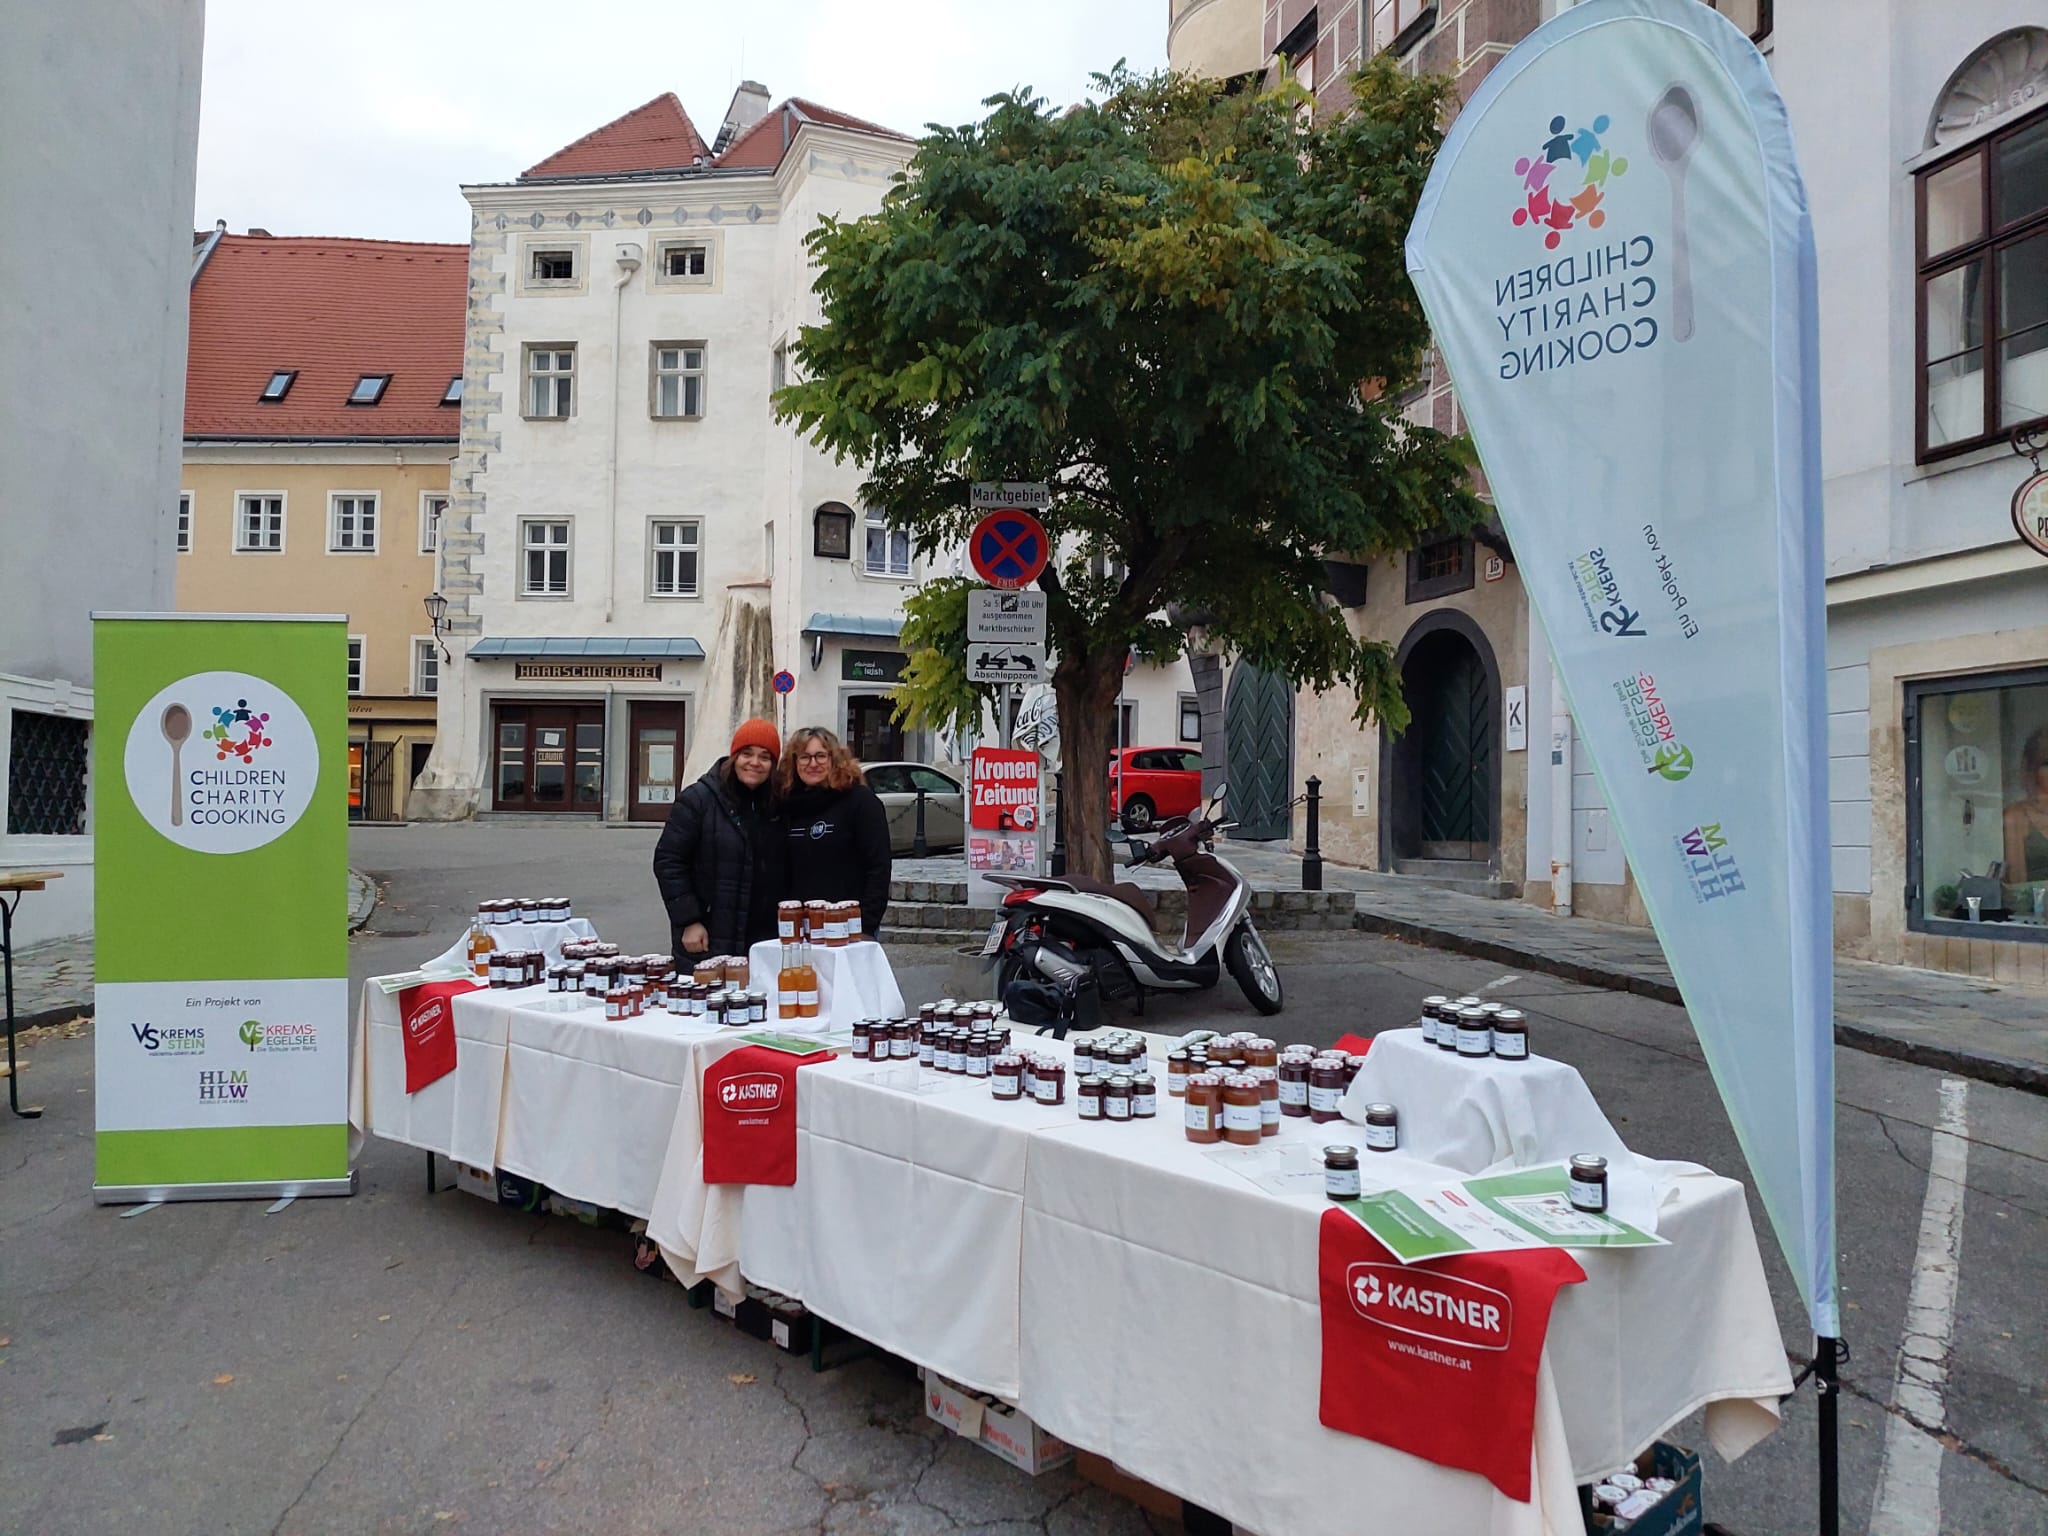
[1817,1334,1841,1536]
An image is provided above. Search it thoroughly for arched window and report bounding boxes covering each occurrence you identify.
[1916,28,2048,461]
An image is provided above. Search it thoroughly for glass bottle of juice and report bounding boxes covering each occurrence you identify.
[796,940,820,1019]
[468,907,496,979]
[777,943,802,1021]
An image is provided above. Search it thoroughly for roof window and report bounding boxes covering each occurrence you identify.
[441,375,464,406]
[260,370,296,402]
[349,374,391,405]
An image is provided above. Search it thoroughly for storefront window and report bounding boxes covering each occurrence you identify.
[1908,669,2048,936]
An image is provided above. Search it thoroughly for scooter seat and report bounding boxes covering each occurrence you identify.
[1061,874,1160,933]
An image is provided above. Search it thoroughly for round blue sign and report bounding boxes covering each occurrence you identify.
[772,670,796,695]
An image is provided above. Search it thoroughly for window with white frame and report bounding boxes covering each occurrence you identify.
[177,492,192,553]
[656,240,712,283]
[412,638,439,697]
[329,493,378,552]
[420,493,448,554]
[648,518,701,597]
[526,346,574,419]
[346,636,366,695]
[521,519,571,596]
[863,506,911,577]
[771,342,788,396]
[1179,693,1202,744]
[651,344,706,419]
[530,248,577,283]
[236,493,284,552]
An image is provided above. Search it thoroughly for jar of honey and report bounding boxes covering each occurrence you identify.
[1183,1072,1223,1144]
[1221,1075,1264,1147]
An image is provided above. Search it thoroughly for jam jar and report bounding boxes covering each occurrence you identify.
[1165,1049,1191,1097]
[1070,1036,1095,1077]
[778,901,805,941]
[1077,1075,1106,1121]
[851,1020,873,1060]
[966,1033,992,1078]
[1491,1009,1529,1061]
[1131,1073,1157,1119]
[1183,1072,1223,1144]
[890,1020,914,1060]
[918,1022,938,1069]
[1418,995,1450,1046]
[1221,1075,1264,1147]
[1363,1103,1399,1152]
[1308,1059,1348,1124]
[1278,1052,1313,1117]
[1569,1154,1610,1213]
[1455,1007,1493,1058]
[1324,1145,1362,1201]
[1250,1067,1280,1137]
[1104,1074,1133,1122]
[991,1055,1023,1101]
[1034,1060,1067,1106]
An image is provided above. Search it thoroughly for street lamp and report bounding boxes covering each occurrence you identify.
[423,591,451,662]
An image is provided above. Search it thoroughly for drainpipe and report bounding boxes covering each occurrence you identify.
[190,218,227,283]
[1549,668,1574,915]
[606,245,642,624]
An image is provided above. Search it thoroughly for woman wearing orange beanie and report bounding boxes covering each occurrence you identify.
[652,718,786,956]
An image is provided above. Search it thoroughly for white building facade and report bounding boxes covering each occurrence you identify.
[415,89,1195,824]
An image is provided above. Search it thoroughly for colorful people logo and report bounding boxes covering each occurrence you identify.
[1511,114,1628,250]
[203,698,275,763]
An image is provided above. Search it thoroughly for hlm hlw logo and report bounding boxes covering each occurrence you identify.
[719,1073,784,1112]
[198,1069,251,1104]
[1348,1263,1513,1352]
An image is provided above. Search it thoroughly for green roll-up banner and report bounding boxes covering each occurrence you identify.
[91,614,355,1201]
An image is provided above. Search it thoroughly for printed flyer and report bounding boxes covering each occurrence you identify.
[1338,1165,1666,1262]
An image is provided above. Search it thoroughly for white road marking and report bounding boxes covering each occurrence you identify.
[1480,973,1520,993]
[1867,1077,1970,1536]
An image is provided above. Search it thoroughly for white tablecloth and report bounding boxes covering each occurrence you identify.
[1343,1030,1663,1232]
[746,938,904,1032]
[352,980,514,1170]
[649,1032,1792,1536]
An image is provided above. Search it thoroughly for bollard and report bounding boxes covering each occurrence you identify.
[1302,776,1323,891]
[1049,771,1066,876]
[912,788,929,859]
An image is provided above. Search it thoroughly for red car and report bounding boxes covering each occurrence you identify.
[1108,746,1205,833]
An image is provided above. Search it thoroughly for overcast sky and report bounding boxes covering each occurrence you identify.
[193,0,1170,244]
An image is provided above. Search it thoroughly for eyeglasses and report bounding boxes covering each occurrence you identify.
[796,752,831,765]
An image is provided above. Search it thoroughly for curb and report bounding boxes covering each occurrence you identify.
[348,870,379,934]
[1353,908,2048,1100]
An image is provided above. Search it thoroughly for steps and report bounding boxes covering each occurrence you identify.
[883,879,1358,950]
[1389,858,1518,900]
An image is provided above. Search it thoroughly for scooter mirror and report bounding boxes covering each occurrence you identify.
[1206,783,1228,813]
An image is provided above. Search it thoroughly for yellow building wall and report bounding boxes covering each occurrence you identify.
[177,457,447,699]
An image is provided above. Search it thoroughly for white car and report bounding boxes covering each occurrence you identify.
[861,762,966,854]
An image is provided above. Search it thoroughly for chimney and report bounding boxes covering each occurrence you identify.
[713,80,771,155]
[247,226,272,237]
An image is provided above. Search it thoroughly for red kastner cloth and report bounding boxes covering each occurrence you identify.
[398,979,479,1094]
[1332,1033,1373,1057]
[1317,1207,1586,1501]
[702,1045,834,1186]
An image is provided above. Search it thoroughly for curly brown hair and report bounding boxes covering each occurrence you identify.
[775,727,867,795]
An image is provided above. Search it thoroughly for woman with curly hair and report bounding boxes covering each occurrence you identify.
[777,726,893,938]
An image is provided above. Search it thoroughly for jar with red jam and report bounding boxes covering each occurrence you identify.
[1034,1060,1066,1106]
[1309,1059,1348,1123]
[1104,1074,1133,1122]
[1278,1052,1313,1117]
[991,1055,1023,1100]
[1077,1075,1106,1121]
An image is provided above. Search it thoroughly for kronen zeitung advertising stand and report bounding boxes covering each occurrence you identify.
[92,614,354,1202]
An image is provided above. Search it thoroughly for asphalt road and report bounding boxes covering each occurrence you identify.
[1,821,2043,1535]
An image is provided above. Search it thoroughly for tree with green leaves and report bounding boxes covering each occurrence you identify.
[777,60,1483,881]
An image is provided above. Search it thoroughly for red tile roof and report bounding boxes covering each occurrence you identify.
[186,235,467,439]
[521,92,711,180]
[714,97,913,170]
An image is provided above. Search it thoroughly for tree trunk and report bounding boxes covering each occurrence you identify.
[1054,647,1128,882]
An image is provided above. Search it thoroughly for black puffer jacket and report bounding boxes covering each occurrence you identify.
[652,761,784,957]
[782,781,893,937]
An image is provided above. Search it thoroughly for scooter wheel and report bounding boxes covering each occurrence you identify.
[1225,923,1284,1015]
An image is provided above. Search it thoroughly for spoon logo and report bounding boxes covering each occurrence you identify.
[124,670,318,855]
[1510,112,1629,250]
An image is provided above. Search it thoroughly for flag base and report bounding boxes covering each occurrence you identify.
[93,1171,357,1205]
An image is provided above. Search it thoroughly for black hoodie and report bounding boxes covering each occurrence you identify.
[781,780,893,936]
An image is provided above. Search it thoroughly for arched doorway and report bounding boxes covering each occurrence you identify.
[1224,662,1294,841]
[1382,611,1500,870]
